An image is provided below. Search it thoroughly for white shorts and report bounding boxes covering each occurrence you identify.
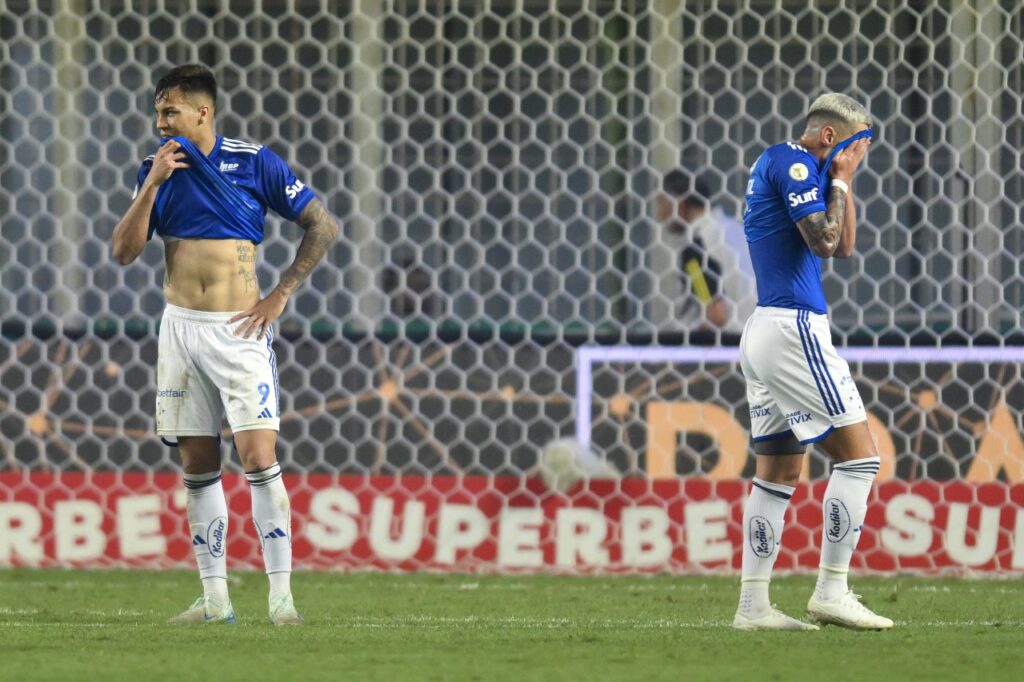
[740,307,866,446]
[156,304,281,437]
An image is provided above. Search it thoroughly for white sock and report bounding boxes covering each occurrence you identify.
[269,572,291,598]
[816,456,880,601]
[183,470,229,600]
[247,463,293,598]
[202,577,229,602]
[738,477,795,617]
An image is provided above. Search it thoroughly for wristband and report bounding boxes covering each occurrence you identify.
[831,178,849,194]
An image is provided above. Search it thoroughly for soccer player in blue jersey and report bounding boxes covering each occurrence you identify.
[112,64,338,625]
[732,94,893,631]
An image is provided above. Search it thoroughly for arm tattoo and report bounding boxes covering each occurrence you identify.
[796,186,847,258]
[277,199,339,297]
[236,241,258,291]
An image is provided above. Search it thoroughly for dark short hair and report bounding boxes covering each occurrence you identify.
[662,169,710,208]
[155,64,217,109]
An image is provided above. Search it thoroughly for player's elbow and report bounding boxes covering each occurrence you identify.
[833,243,854,259]
[112,241,142,265]
[812,243,838,259]
[326,217,340,241]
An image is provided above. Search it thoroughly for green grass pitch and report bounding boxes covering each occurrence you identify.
[2,570,1023,681]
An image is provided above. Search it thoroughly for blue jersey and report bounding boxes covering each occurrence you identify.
[135,136,316,244]
[743,130,874,314]
[743,140,830,313]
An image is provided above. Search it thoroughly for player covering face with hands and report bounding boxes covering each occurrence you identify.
[112,64,339,624]
[733,93,892,631]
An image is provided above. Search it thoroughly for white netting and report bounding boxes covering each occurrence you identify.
[1,1,1023,573]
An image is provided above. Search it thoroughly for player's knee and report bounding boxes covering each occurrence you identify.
[757,462,802,487]
[177,437,222,474]
[822,420,878,461]
[753,447,804,487]
[233,430,279,471]
[240,450,278,472]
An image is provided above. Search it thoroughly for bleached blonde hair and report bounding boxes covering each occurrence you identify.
[803,93,871,135]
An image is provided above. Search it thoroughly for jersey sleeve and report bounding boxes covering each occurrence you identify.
[135,159,152,194]
[133,157,161,241]
[255,147,316,221]
[768,147,826,223]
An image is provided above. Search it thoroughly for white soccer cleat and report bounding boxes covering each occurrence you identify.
[269,594,303,625]
[807,591,894,630]
[168,596,236,624]
[732,607,820,631]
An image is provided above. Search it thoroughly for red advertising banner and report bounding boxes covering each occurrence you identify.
[1,472,1022,573]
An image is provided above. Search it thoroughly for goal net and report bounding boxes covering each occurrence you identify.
[1,1,1022,573]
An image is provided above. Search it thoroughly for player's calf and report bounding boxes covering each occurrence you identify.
[247,462,302,622]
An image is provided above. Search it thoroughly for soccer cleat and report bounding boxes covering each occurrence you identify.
[732,606,820,631]
[168,596,236,624]
[807,591,894,630]
[269,593,303,625]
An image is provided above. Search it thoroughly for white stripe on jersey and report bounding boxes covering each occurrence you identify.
[222,137,261,147]
[220,146,260,155]
[144,155,155,162]
[220,146,259,155]
[221,138,263,153]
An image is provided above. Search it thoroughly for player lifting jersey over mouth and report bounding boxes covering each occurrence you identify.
[112,64,339,625]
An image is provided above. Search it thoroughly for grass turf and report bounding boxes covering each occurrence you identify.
[1,569,1023,681]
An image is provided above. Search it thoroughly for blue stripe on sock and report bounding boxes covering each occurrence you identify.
[752,480,794,500]
[184,477,221,490]
[836,460,880,473]
[246,463,282,487]
[836,458,881,467]
[183,472,222,490]
[248,475,282,488]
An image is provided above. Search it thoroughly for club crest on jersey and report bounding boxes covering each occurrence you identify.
[788,188,819,207]
[824,498,851,543]
[788,162,809,181]
[748,516,775,558]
